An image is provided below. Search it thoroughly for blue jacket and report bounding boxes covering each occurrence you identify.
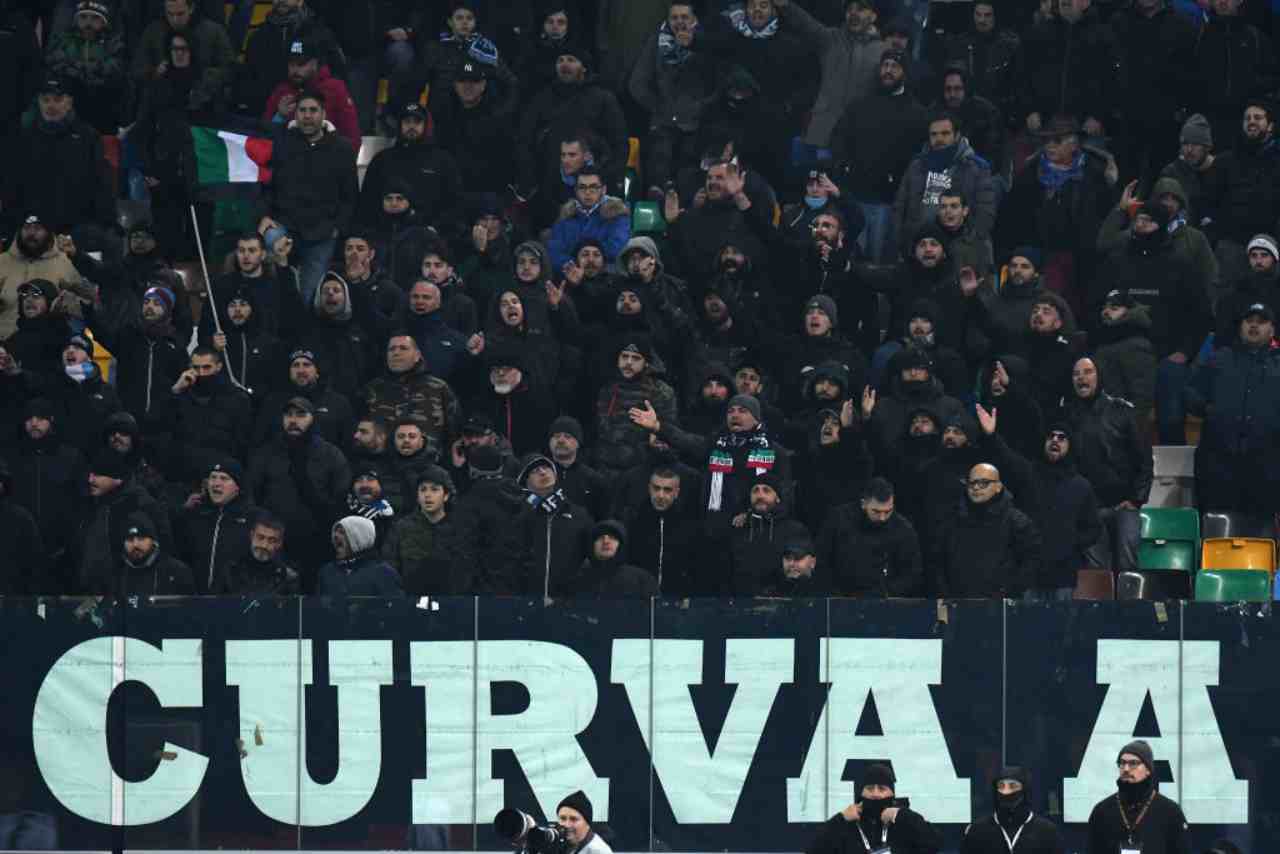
[546,196,631,271]
[1187,341,1280,458]
[316,553,404,597]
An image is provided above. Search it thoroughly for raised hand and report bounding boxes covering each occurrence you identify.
[628,400,661,432]
[975,403,998,436]
[861,385,877,421]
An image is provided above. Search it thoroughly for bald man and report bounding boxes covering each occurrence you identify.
[930,462,1040,598]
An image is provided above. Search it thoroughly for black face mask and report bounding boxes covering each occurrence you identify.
[860,796,892,824]
[995,790,1027,824]
[1117,775,1153,804]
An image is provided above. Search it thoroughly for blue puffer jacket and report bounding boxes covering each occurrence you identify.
[546,196,631,271]
[1187,341,1280,458]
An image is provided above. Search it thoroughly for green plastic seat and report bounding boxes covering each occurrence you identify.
[1195,570,1271,602]
[1140,507,1200,542]
[1137,539,1196,572]
[632,200,666,235]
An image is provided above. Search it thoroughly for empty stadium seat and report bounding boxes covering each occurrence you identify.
[1117,570,1190,600]
[1195,570,1271,602]
[1201,511,1275,540]
[1147,446,1195,507]
[1201,538,1277,573]
[632,201,666,235]
[1073,569,1115,601]
[1140,507,1200,541]
[1138,539,1196,572]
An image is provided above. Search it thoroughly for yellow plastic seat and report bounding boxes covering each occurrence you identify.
[1200,538,1276,573]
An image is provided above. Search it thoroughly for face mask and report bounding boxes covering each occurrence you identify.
[65,363,93,383]
[1116,776,1153,802]
[860,796,892,824]
[909,332,935,348]
[995,790,1025,815]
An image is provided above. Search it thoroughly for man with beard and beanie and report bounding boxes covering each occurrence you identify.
[496,453,593,598]
[316,515,404,596]
[1187,301,1280,515]
[344,470,397,548]
[1216,234,1280,347]
[664,159,776,281]
[791,211,880,357]
[595,337,679,477]
[977,247,1045,358]
[167,346,252,476]
[91,513,195,597]
[298,271,374,399]
[43,2,128,135]
[570,519,659,598]
[0,213,92,341]
[36,335,123,455]
[248,397,351,575]
[76,450,174,592]
[1196,101,1280,285]
[618,464,707,595]
[772,295,867,413]
[1062,356,1151,572]
[223,513,301,594]
[97,411,167,501]
[3,401,86,581]
[548,416,608,520]
[84,284,187,433]
[993,420,1102,601]
[818,476,923,597]
[865,347,963,459]
[203,233,306,346]
[382,464,478,594]
[0,456,45,593]
[357,102,463,230]
[630,392,792,536]
[975,355,1044,461]
[5,279,75,374]
[0,79,114,242]
[177,459,259,594]
[364,332,460,456]
[893,111,996,257]
[1087,740,1190,854]
[1094,201,1211,445]
[961,766,1066,854]
[931,461,1040,598]
[884,300,968,398]
[255,349,354,449]
[786,359,854,449]
[1158,115,1218,229]
[1024,292,1084,420]
[725,473,811,596]
[829,48,930,263]
[369,183,432,291]
[772,0,884,154]
[470,344,558,456]
[805,763,943,854]
[1092,290,1157,426]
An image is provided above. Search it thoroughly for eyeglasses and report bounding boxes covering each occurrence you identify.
[1116,759,1143,769]
[576,183,603,192]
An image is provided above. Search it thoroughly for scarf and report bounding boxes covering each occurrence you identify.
[707,426,775,511]
[1167,210,1186,233]
[657,21,694,64]
[526,487,567,515]
[1037,150,1086,193]
[723,4,779,38]
[440,31,499,66]
[925,142,959,172]
[347,493,394,520]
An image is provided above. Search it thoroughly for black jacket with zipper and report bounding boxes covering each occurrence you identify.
[178,494,260,594]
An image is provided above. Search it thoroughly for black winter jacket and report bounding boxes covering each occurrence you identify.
[806,809,942,854]
[1086,785,1191,854]
[76,481,175,592]
[316,553,404,597]
[357,138,463,230]
[177,495,259,594]
[1,116,114,233]
[818,504,924,597]
[932,490,1041,598]
[497,494,593,597]
[247,433,351,548]
[727,507,810,596]
[1061,387,1153,506]
[1019,9,1121,125]
[2,434,85,572]
[263,126,358,242]
[1096,231,1211,359]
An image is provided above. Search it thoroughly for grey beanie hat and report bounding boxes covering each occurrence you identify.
[727,393,762,422]
[805,294,839,327]
[1118,739,1155,775]
[1180,113,1212,147]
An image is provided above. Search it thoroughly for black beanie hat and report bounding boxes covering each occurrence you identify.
[548,415,584,444]
[208,458,244,487]
[89,449,132,481]
[1118,740,1155,775]
[557,790,593,824]
[863,763,896,791]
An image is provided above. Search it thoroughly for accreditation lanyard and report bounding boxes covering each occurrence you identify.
[1116,790,1155,850]
[999,813,1033,852]
[856,820,888,853]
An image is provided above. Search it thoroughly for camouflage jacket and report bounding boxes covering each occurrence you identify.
[46,28,128,90]
[363,361,461,445]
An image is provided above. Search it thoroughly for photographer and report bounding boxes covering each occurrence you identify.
[805,764,941,854]
[555,791,611,854]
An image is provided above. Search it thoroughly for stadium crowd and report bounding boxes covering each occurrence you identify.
[0,0,1278,599]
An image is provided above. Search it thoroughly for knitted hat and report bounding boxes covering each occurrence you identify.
[284,396,315,415]
[89,449,131,481]
[67,334,94,358]
[727,393,762,422]
[334,516,376,554]
[17,279,57,303]
[76,0,110,25]
[1239,301,1275,323]
[22,398,56,420]
[805,294,839,327]
[1180,113,1212,147]
[556,790,593,824]
[548,415,584,444]
[1247,234,1278,260]
[617,336,654,364]
[1009,245,1042,270]
[468,443,505,476]
[1045,421,1072,441]
[590,519,627,548]
[143,286,176,315]
[289,348,318,367]
[517,453,557,487]
[863,763,896,790]
[417,464,456,494]
[207,458,243,486]
[123,513,157,542]
[1118,740,1154,775]
[880,48,908,69]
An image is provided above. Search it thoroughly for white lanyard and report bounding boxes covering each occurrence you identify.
[999,813,1033,852]
[856,820,888,850]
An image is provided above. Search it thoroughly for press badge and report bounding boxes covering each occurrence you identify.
[1120,846,1142,854]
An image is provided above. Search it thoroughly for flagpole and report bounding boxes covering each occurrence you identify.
[189,204,244,391]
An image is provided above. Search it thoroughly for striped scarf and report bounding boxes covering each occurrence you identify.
[707,427,775,511]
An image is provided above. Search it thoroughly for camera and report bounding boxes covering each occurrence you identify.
[494,809,572,854]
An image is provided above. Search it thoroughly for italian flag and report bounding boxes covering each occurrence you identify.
[191,126,273,185]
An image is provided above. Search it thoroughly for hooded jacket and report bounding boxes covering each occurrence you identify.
[932,488,1041,598]
[1062,358,1153,507]
[101,536,195,597]
[1093,302,1157,423]
[0,235,92,340]
[316,517,404,596]
[1025,291,1084,417]
[356,118,463,229]
[3,409,85,573]
[818,502,923,597]
[5,303,74,375]
[960,766,1066,854]
[76,479,174,592]
[781,2,884,147]
[571,520,660,598]
[300,274,373,398]
[594,346,679,474]
[0,458,44,594]
[248,426,350,564]
[254,371,355,450]
[894,137,997,247]
[867,348,965,458]
[203,265,306,345]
